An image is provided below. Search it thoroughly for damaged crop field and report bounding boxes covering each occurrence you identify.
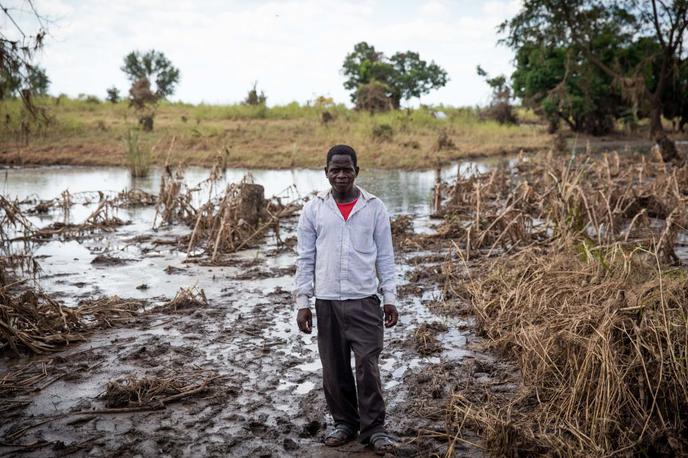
[1,147,687,457]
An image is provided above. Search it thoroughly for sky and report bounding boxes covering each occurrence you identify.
[5,0,522,107]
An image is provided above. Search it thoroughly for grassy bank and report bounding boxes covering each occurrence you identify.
[0,97,552,169]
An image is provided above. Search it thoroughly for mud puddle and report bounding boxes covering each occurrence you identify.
[1,162,512,457]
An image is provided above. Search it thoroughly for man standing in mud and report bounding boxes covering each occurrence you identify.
[294,144,398,455]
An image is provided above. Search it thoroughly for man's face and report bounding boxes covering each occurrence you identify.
[325,154,359,194]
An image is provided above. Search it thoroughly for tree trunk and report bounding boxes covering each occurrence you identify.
[649,95,664,138]
[139,115,154,132]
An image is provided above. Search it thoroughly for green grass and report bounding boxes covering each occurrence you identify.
[0,96,553,169]
[124,129,151,177]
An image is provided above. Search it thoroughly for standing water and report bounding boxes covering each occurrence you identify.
[0,159,509,457]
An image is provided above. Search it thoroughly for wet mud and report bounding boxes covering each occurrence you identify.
[0,164,512,457]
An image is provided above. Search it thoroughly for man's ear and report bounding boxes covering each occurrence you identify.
[323,166,328,175]
[355,166,360,176]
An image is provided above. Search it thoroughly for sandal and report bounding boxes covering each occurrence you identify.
[370,431,396,456]
[324,423,357,447]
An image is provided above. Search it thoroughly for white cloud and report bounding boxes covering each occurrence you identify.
[420,0,449,17]
[28,0,520,106]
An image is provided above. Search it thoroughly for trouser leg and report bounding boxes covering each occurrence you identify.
[315,299,359,430]
[345,296,386,443]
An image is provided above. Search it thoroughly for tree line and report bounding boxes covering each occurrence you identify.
[501,0,688,139]
[4,0,687,142]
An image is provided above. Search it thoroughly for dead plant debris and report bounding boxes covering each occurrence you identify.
[101,371,215,409]
[433,151,688,456]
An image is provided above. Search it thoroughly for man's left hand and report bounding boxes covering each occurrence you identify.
[383,304,398,328]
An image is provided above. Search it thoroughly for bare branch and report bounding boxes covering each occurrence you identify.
[651,0,668,48]
[0,4,27,38]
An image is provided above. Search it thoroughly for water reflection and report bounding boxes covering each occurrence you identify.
[1,158,511,216]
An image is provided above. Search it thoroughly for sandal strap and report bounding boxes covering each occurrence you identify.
[370,431,394,446]
[327,423,355,439]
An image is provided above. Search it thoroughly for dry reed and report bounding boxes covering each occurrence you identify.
[0,287,145,355]
[102,372,212,408]
[160,286,208,312]
[414,322,448,356]
[436,151,688,456]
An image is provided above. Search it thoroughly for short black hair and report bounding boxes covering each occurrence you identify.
[326,144,357,167]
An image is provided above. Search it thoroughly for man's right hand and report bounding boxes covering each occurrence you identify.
[297,308,313,334]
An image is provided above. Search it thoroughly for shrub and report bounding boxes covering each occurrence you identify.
[124,129,151,177]
[371,123,394,142]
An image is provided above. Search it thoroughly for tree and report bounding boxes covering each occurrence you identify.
[106,86,120,104]
[501,0,688,140]
[342,41,448,109]
[0,2,47,114]
[243,81,266,105]
[477,66,518,125]
[25,65,49,95]
[121,50,180,131]
[1,65,48,98]
[121,50,180,99]
[389,51,448,108]
[128,78,157,131]
[510,40,630,135]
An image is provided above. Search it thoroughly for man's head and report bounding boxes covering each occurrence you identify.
[325,144,359,195]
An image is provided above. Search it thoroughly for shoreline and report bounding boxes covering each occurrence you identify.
[0,138,673,171]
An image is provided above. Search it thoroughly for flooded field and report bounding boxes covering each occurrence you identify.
[5,149,685,457]
[0,160,509,457]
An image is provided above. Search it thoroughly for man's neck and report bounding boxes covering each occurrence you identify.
[332,186,359,204]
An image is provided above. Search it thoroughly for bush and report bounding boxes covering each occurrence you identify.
[124,129,151,177]
[371,123,394,142]
[356,82,392,113]
[244,82,266,106]
[106,86,120,104]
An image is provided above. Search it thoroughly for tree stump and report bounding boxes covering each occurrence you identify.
[238,183,265,227]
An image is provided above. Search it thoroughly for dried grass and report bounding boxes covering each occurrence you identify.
[438,151,688,456]
[0,287,145,355]
[414,322,448,356]
[102,372,211,408]
[154,165,196,227]
[187,179,301,260]
[160,286,208,312]
[391,214,414,238]
[434,151,687,261]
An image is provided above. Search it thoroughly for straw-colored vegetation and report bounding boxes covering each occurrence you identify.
[0,287,144,355]
[0,97,551,169]
[102,371,213,409]
[429,151,688,455]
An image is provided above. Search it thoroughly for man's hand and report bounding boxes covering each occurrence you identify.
[297,308,313,333]
[383,304,398,328]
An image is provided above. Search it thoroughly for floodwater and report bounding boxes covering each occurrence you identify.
[0,160,508,457]
[0,159,510,301]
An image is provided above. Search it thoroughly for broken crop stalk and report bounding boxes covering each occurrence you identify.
[432,151,688,456]
[185,175,302,261]
[0,287,145,355]
[101,372,214,409]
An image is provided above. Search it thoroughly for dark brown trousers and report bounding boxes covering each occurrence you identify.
[315,295,385,443]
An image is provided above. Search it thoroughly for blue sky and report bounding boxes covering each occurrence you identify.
[7,0,522,106]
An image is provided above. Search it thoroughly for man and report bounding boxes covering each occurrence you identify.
[294,144,399,455]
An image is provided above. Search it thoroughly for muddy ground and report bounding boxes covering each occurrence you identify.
[0,167,515,457]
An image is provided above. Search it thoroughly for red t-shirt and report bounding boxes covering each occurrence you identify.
[336,198,358,221]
